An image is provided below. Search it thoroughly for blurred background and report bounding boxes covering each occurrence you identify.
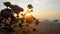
[0,0,60,20]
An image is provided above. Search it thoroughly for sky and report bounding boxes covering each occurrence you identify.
[0,0,60,19]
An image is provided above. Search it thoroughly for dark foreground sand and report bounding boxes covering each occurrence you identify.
[0,21,60,34]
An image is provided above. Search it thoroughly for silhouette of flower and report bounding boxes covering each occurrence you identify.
[27,4,33,9]
[3,2,11,7]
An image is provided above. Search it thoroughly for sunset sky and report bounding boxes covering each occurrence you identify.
[0,0,60,19]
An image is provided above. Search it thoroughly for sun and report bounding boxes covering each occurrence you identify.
[25,13,33,19]
[25,13,31,16]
